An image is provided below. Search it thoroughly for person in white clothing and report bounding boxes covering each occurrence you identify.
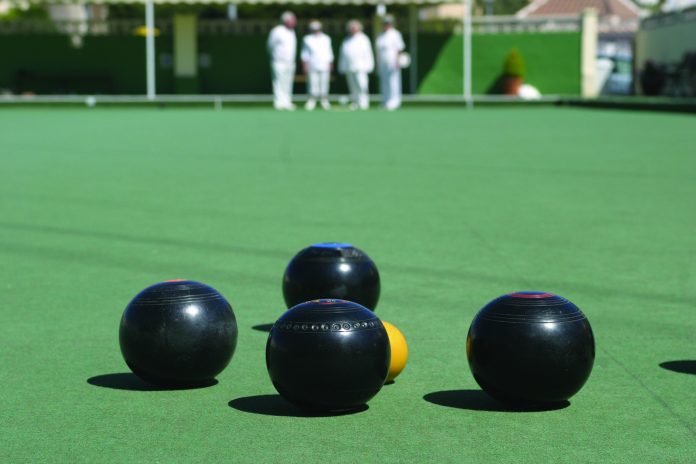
[338,20,374,110]
[301,20,334,111]
[376,15,405,110]
[267,11,297,110]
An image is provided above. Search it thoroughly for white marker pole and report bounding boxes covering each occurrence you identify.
[463,0,472,109]
[409,4,418,94]
[145,0,156,100]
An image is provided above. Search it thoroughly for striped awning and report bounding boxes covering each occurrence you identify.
[17,0,447,4]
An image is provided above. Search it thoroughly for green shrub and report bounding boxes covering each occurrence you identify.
[503,48,526,77]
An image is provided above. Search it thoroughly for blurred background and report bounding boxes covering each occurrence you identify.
[0,0,694,99]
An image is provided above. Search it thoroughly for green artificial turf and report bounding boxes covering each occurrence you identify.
[0,106,695,463]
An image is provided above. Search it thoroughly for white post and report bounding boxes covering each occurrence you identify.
[145,0,156,100]
[409,4,418,94]
[463,0,472,108]
[580,8,599,98]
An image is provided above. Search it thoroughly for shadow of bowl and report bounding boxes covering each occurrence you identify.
[659,360,696,375]
[252,323,274,332]
[228,394,368,417]
[87,373,218,391]
[423,389,570,413]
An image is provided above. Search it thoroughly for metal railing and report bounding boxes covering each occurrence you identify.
[0,18,352,36]
[0,15,638,36]
[420,16,581,34]
[641,5,696,30]
[598,17,639,33]
[197,19,360,35]
[0,19,170,35]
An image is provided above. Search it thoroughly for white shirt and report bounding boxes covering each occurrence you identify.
[376,28,405,69]
[301,33,334,72]
[267,25,297,63]
[338,32,375,74]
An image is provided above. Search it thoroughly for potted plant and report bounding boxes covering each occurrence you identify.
[503,48,526,96]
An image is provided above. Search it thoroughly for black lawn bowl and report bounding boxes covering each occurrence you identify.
[282,243,380,310]
[266,299,390,412]
[119,280,238,387]
[466,291,595,405]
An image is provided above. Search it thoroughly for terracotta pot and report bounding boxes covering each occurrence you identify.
[504,76,523,96]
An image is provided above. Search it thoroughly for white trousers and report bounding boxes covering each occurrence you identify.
[345,72,369,109]
[307,70,330,98]
[379,65,402,110]
[272,60,295,108]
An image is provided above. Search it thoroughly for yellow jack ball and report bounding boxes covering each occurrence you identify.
[383,321,408,382]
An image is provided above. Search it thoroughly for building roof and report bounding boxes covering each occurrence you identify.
[516,0,642,19]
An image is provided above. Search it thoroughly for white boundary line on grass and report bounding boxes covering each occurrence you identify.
[0,94,563,106]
